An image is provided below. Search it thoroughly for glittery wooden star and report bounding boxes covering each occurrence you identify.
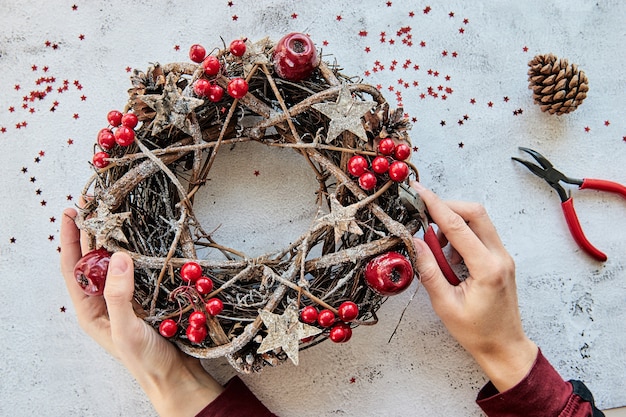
[139,73,204,136]
[81,206,131,248]
[257,304,322,366]
[242,37,272,74]
[312,85,376,143]
[314,194,363,243]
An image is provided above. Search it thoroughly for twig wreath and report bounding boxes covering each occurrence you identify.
[74,33,422,373]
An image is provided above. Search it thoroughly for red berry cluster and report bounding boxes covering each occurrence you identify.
[92,110,139,169]
[299,301,359,343]
[348,138,412,190]
[188,39,249,103]
[158,261,224,344]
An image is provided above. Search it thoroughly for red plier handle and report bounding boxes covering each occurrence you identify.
[562,178,626,262]
[423,225,462,285]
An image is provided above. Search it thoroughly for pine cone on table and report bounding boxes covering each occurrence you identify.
[528,53,589,115]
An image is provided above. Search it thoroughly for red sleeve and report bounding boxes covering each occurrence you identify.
[195,376,277,417]
[476,349,602,417]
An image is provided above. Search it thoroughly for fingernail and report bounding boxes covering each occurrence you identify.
[109,253,129,275]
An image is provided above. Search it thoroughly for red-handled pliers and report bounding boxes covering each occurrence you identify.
[512,147,626,262]
[398,183,462,285]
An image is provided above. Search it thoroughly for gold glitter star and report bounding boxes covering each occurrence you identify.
[257,304,322,366]
[314,194,364,243]
[81,206,131,248]
[139,73,204,136]
[312,85,376,143]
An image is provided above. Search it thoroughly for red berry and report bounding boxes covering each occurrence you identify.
[358,172,377,190]
[73,248,111,296]
[394,143,411,161]
[180,261,203,282]
[300,306,319,324]
[227,78,248,99]
[229,39,247,57]
[121,113,138,129]
[347,155,368,176]
[114,126,135,146]
[107,110,123,127]
[206,298,224,316]
[202,56,221,76]
[188,44,206,63]
[273,32,320,81]
[188,311,207,328]
[329,322,352,343]
[365,251,414,296]
[193,79,210,97]
[371,156,389,174]
[388,161,409,182]
[317,309,336,327]
[159,319,178,338]
[97,128,116,150]
[195,276,214,295]
[338,301,359,322]
[207,84,224,103]
[186,324,207,344]
[92,151,110,169]
[378,138,396,156]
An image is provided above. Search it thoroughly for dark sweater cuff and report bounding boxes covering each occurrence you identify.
[195,376,276,417]
[476,349,573,417]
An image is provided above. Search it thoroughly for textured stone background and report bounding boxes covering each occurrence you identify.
[0,1,624,416]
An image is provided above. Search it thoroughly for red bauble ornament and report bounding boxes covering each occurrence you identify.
[186,324,207,344]
[378,138,396,156]
[107,110,123,127]
[97,128,116,151]
[159,319,178,338]
[180,261,203,282]
[73,248,111,296]
[329,322,352,343]
[114,126,135,147]
[338,301,359,322]
[347,154,368,176]
[206,298,224,316]
[273,32,320,81]
[227,78,248,99]
[189,44,206,63]
[371,156,389,174]
[364,251,414,296]
[92,151,110,169]
[317,309,336,327]
[394,143,411,161]
[193,79,210,97]
[121,113,138,129]
[229,39,247,57]
[188,311,207,328]
[358,172,377,190]
[388,161,409,182]
[300,306,319,324]
[195,276,214,295]
[202,56,221,76]
[207,84,224,103]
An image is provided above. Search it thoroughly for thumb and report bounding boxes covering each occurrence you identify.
[413,238,453,305]
[103,252,137,326]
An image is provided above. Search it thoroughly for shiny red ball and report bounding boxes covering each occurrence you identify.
[229,39,247,57]
[206,298,224,316]
[107,110,123,127]
[202,56,221,76]
[329,323,352,343]
[193,79,210,97]
[97,128,116,150]
[358,172,377,190]
[227,78,248,99]
[114,126,135,147]
[378,138,396,156]
[338,301,359,322]
[121,113,138,129]
[300,306,319,324]
[347,155,369,176]
[394,143,411,161]
[388,161,409,182]
[92,151,110,169]
[273,32,319,81]
[159,319,178,338]
[195,276,214,295]
[180,261,203,282]
[317,309,336,327]
[188,311,207,328]
[73,248,112,296]
[186,324,207,344]
[189,44,206,63]
[371,156,389,174]
[207,84,224,103]
[365,251,414,296]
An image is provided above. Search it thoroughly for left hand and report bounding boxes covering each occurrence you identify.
[60,208,223,417]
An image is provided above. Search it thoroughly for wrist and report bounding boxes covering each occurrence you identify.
[139,356,224,417]
[472,337,539,393]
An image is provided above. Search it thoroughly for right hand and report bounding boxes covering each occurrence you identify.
[411,182,538,392]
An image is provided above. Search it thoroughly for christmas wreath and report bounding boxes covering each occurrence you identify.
[74,33,422,373]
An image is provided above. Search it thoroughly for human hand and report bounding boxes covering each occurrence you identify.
[410,182,538,392]
[60,208,223,417]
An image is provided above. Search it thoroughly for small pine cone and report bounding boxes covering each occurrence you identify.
[528,53,589,115]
